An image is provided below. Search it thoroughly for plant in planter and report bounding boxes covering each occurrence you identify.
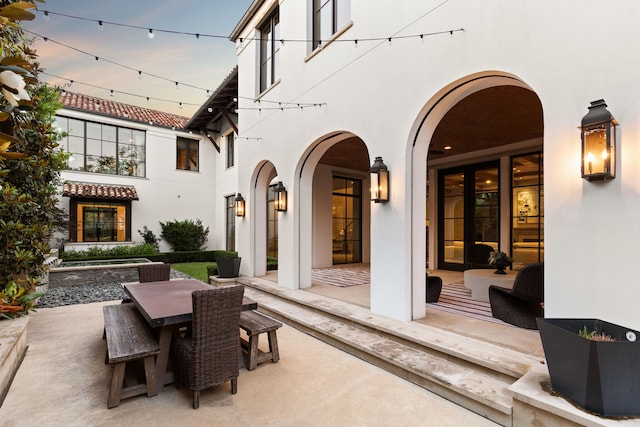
[488,251,512,274]
[537,317,640,416]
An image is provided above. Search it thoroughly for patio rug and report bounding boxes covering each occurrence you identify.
[427,281,506,325]
[311,267,370,287]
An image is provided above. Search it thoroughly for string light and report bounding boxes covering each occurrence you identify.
[35,9,462,45]
[45,71,326,112]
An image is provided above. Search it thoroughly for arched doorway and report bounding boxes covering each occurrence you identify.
[294,132,371,289]
[409,72,544,319]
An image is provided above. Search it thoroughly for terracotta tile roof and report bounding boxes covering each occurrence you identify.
[62,182,139,201]
[60,91,190,130]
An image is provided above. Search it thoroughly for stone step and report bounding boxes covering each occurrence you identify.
[238,277,542,426]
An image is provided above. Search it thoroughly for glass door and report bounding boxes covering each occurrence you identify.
[438,162,499,270]
[332,176,362,264]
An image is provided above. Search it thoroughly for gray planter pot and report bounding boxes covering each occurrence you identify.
[216,257,241,278]
[537,318,640,416]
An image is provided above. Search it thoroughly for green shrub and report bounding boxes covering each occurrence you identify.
[159,219,209,251]
[267,256,278,271]
[206,265,219,277]
[137,226,160,251]
[61,243,157,260]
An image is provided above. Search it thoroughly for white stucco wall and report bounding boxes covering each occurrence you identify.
[232,0,640,326]
[56,109,218,253]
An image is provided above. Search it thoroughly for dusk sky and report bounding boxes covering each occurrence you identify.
[25,1,254,117]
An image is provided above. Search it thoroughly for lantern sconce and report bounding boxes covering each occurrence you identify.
[370,156,389,203]
[235,193,245,217]
[581,99,618,182]
[274,181,287,212]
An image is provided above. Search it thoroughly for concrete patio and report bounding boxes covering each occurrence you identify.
[1,301,496,426]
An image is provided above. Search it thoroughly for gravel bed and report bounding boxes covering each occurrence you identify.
[36,269,194,308]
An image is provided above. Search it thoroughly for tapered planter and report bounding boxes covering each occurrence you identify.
[537,318,640,416]
[215,257,241,278]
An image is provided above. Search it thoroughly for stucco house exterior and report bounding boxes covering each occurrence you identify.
[54,89,236,253]
[224,0,640,328]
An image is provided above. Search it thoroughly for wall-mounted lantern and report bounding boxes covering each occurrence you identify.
[274,181,287,212]
[370,156,389,203]
[235,193,245,217]
[581,99,618,182]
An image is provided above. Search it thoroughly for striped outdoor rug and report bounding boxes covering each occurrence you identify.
[427,281,505,325]
[311,267,370,287]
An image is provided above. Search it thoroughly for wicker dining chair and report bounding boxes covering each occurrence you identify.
[137,263,171,282]
[171,286,245,409]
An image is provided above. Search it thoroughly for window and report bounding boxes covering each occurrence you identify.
[511,152,544,269]
[267,184,279,257]
[55,116,146,177]
[313,0,351,49]
[176,137,199,171]
[259,10,280,93]
[68,200,131,242]
[332,176,362,264]
[226,133,235,168]
[225,195,236,251]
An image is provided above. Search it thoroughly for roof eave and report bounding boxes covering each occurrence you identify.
[229,0,267,41]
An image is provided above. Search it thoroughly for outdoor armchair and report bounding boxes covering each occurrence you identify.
[488,262,544,329]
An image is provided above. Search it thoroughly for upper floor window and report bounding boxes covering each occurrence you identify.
[55,116,146,177]
[259,9,280,93]
[313,0,351,49]
[177,137,199,171]
[226,133,235,168]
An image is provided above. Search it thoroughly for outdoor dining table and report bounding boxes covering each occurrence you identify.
[124,279,257,390]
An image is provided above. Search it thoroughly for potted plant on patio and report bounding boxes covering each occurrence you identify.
[215,255,242,278]
[488,251,512,274]
[536,317,640,417]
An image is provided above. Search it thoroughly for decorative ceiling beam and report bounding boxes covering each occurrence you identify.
[222,111,238,134]
[201,130,220,153]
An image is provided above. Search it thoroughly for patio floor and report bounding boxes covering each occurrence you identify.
[2,301,497,426]
[300,267,543,358]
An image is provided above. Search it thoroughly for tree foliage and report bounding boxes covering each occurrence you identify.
[0,0,67,317]
[160,219,209,252]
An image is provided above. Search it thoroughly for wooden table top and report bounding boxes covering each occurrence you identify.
[124,279,257,327]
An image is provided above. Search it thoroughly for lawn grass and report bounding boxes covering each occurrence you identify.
[170,262,216,283]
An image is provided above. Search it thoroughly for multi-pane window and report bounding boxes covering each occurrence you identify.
[176,137,199,171]
[259,10,280,93]
[267,184,279,257]
[225,195,236,251]
[69,201,130,243]
[511,152,544,269]
[313,0,351,49]
[226,133,235,168]
[55,116,146,177]
[332,176,362,264]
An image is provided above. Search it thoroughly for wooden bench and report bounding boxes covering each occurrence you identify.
[239,311,282,371]
[103,304,160,408]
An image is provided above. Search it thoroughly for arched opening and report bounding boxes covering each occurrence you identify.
[294,131,371,289]
[249,161,278,279]
[410,72,544,319]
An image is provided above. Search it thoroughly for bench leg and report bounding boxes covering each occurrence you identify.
[143,356,158,397]
[108,362,126,408]
[267,330,280,363]
[247,335,259,371]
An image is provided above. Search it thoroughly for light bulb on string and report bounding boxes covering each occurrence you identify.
[98,20,103,30]
[138,71,142,79]
[148,29,154,39]
[43,11,49,21]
